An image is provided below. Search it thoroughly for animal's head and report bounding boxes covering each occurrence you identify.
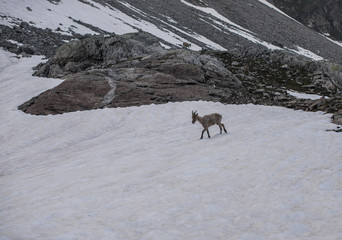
[192,110,198,124]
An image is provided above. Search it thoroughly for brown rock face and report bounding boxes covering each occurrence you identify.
[106,69,222,108]
[18,74,111,115]
[19,61,230,115]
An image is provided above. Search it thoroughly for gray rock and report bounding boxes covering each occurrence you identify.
[35,32,165,78]
[52,37,102,66]
[48,64,65,78]
[19,44,35,55]
[332,110,342,125]
[231,61,240,67]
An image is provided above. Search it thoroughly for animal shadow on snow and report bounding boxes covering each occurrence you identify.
[202,132,229,140]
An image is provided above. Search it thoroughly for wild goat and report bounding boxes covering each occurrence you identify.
[192,110,227,139]
[182,42,191,49]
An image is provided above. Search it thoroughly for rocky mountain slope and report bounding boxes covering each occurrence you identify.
[1,0,342,125]
[1,0,342,62]
[18,32,342,125]
[269,0,342,41]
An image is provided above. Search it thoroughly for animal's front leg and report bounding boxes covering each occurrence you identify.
[201,129,206,139]
[207,129,210,138]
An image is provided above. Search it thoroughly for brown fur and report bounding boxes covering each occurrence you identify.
[192,110,227,139]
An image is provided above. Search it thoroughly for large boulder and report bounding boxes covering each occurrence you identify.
[34,32,165,78]
[52,37,103,66]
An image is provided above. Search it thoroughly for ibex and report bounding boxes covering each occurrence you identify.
[182,42,191,49]
[192,110,227,139]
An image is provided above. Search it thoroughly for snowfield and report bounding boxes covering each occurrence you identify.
[0,49,342,239]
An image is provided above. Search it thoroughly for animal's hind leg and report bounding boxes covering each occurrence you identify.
[218,124,222,134]
[222,123,227,133]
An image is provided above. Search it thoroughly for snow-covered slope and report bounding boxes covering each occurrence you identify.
[0,0,136,35]
[1,0,342,62]
[0,0,223,51]
[1,49,342,239]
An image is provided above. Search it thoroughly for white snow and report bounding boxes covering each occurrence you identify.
[160,22,226,51]
[180,0,282,51]
[286,46,325,61]
[119,1,225,51]
[0,0,138,35]
[181,0,252,33]
[1,49,342,239]
[6,39,23,47]
[180,0,329,59]
[159,42,171,50]
[164,16,178,25]
[256,0,300,24]
[320,33,342,49]
[287,90,324,100]
[0,0,213,51]
[212,18,282,51]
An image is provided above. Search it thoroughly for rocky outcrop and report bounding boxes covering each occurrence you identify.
[20,38,241,114]
[19,32,342,127]
[33,32,165,78]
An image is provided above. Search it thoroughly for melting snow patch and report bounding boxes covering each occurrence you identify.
[164,16,178,24]
[256,0,301,24]
[6,39,23,47]
[159,42,171,49]
[286,46,324,61]
[320,33,342,49]
[180,0,281,51]
[181,0,252,33]
[287,90,323,100]
[119,1,225,51]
